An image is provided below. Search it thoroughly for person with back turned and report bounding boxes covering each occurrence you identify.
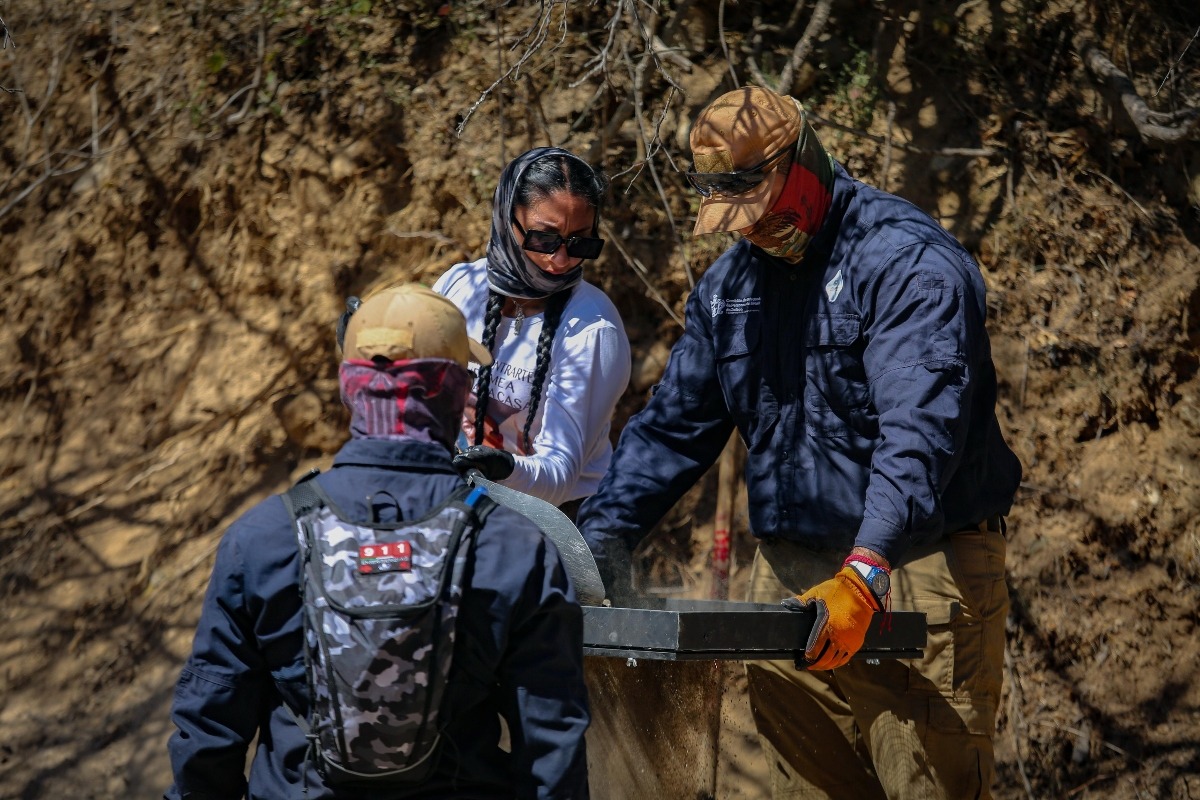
[166,284,590,799]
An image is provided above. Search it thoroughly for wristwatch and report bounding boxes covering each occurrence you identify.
[849,560,891,606]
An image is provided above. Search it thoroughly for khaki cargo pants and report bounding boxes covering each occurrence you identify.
[745,527,1008,800]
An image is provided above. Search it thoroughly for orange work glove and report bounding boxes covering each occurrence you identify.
[781,566,882,671]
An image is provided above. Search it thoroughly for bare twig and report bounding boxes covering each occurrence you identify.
[718,0,738,87]
[496,2,506,165]
[1004,644,1037,800]
[1154,24,1199,97]
[1078,37,1200,145]
[1026,719,1128,757]
[744,6,769,87]
[90,83,100,156]
[744,56,770,90]
[650,35,694,73]
[586,0,685,176]
[225,15,265,124]
[604,3,694,290]
[569,82,607,133]
[1079,169,1151,221]
[775,0,833,96]
[386,227,466,252]
[601,221,684,328]
[880,100,895,191]
[570,1,622,89]
[0,68,172,221]
[3,37,70,195]
[808,110,999,157]
[0,148,101,221]
[1,13,22,95]
[617,44,681,246]
[457,0,563,136]
[622,0,684,98]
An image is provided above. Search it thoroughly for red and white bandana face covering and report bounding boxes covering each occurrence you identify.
[743,116,836,264]
[339,358,469,449]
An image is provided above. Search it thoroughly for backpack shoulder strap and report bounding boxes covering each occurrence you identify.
[280,470,325,523]
[283,474,496,530]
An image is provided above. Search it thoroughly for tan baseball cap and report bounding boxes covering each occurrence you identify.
[690,86,802,235]
[342,284,492,367]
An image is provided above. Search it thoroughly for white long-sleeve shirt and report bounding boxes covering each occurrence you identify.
[433,258,631,505]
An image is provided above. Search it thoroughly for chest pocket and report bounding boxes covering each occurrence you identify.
[713,310,759,360]
[713,311,777,448]
[803,313,873,437]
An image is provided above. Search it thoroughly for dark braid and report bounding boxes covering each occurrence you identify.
[472,291,506,447]
[521,288,571,453]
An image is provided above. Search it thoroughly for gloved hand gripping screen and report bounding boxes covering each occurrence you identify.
[782,566,883,670]
[453,445,516,481]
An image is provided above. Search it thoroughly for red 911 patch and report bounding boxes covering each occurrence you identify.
[358,542,412,574]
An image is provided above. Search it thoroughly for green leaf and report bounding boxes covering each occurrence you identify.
[206,48,227,74]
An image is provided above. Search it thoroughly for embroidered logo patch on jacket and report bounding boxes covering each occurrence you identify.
[711,293,763,317]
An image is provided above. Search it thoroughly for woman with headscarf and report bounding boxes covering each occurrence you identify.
[433,147,631,509]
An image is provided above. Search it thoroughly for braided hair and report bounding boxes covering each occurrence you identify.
[472,291,505,448]
[519,288,570,452]
[472,152,605,454]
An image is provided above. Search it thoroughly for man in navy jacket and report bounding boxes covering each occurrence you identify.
[578,87,1021,799]
[166,285,590,800]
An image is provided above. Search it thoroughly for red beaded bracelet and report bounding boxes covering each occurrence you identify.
[843,553,890,574]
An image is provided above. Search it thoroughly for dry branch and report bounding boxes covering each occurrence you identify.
[775,0,832,96]
[807,110,999,158]
[601,220,684,328]
[718,0,738,87]
[1,13,23,94]
[456,0,565,136]
[224,15,265,124]
[1078,37,1200,145]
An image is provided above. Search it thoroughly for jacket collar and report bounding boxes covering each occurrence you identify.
[331,436,459,474]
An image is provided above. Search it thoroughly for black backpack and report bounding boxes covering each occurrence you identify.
[281,475,495,787]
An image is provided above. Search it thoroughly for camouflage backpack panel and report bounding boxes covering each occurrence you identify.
[294,485,486,785]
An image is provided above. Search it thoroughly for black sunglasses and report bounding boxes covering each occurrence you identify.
[685,139,798,198]
[513,218,605,260]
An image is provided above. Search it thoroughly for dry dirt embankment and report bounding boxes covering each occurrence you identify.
[2,2,1200,798]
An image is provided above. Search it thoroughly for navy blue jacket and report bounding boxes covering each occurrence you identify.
[166,437,590,800]
[580,163,1021,567]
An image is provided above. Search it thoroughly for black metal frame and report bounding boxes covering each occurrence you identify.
[583,599,926,664]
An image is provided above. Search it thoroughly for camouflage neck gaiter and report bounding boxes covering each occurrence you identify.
[339,359,469,450]
[744,113,836,264]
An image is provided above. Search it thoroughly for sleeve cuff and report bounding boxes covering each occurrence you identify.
[854,517,911,566]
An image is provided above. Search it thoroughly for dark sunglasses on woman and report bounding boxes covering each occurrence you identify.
[514,218,606,260]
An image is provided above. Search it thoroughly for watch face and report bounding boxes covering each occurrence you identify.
[869,570,890,599]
